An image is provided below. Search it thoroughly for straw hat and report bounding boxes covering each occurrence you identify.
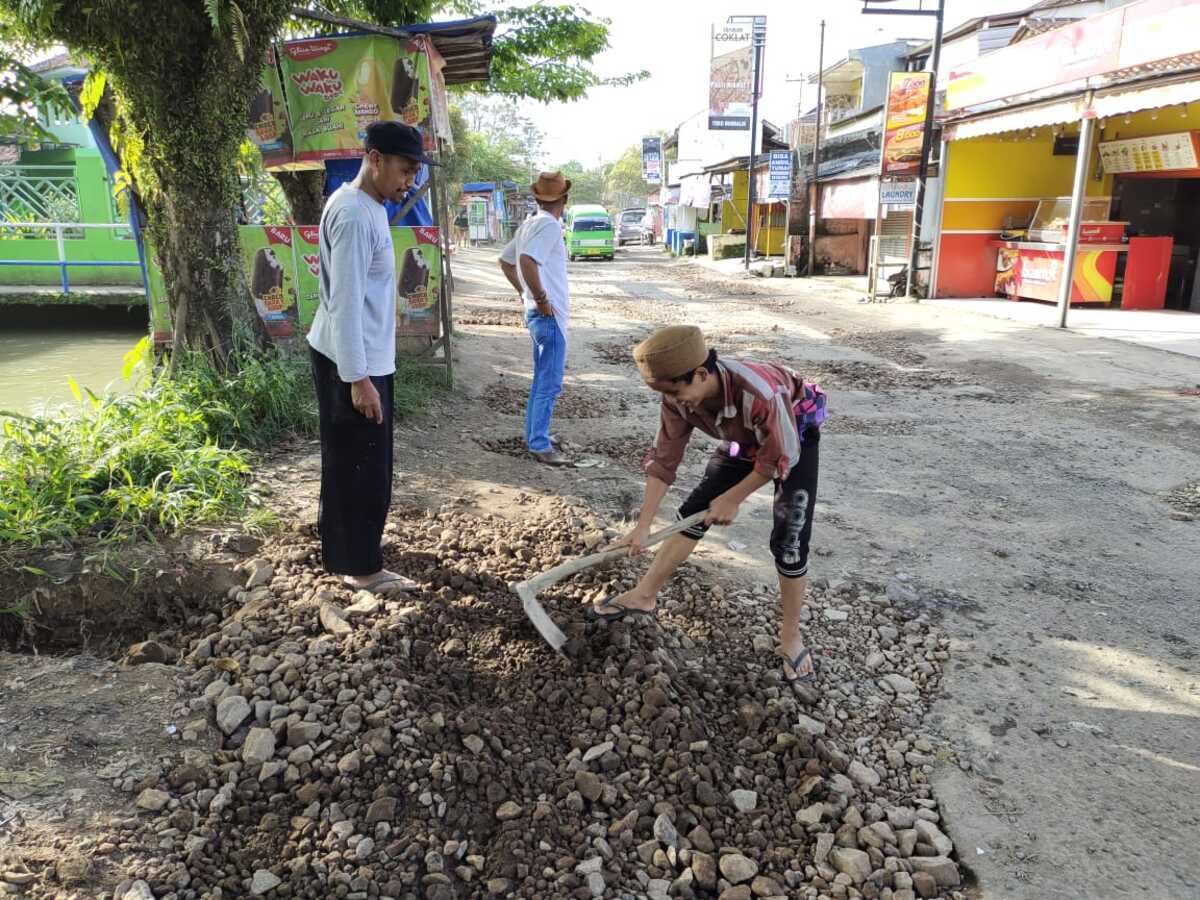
[530,171,572,202]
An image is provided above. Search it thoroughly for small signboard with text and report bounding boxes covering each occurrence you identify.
[767,150,792,201]
[879,179,916,206]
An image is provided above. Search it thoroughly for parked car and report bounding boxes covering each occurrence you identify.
[564,204,615,261]
[617,207,651,246]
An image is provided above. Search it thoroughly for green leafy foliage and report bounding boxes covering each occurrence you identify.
[441,96,541,198]
[0,341,446,551]
[604,143,652,210]
[0,18,73,144]
[485,4,647,102]
[293,1,646,104]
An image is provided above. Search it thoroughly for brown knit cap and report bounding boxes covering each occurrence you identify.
[632,325,708,383]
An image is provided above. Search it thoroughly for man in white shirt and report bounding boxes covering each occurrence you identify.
[499,171,572,466]
[307,121,436,594]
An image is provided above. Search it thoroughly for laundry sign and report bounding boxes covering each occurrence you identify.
[880,179,916,206]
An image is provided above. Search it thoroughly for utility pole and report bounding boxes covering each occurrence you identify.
[737,15,768,270]
[861,0,946,298]
[806,19,826,278]
[785,74,806,274]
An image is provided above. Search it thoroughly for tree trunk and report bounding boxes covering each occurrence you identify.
[275,170,326,225]
[152,173,268,370]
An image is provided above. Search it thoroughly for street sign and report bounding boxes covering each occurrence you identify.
[767,150,792,200]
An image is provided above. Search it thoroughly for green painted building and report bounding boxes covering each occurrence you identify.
[1,55,144,302]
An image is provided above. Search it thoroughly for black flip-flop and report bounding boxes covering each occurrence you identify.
[782,646,817,684]
[584,597,657,623]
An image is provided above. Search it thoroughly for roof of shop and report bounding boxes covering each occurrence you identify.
[287,8,496,85]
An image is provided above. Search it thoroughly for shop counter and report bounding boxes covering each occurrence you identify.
[990,236,1173,308]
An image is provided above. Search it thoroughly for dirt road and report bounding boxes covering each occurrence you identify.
[445,244,1200,899]
[2,243,1196,899]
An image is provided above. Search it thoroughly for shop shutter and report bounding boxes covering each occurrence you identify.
[878,209,912,266]
[869,208,912,299]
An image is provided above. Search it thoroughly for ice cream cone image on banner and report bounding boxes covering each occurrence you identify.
[398,247,431,312]
[353,56,392,132]
[391,56,422,125]
[251,248,285,317]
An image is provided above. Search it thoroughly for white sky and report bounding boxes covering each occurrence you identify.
[513,0,1017,167]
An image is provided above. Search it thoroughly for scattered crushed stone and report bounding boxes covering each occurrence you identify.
[1161,480,1200,520]
[480,382,631,419]
[823,417,919,437]
[781,360,963,393]
[826,330,931,370]
[455,306,526,328]
[590,340,641,366]
[8,502,967,900]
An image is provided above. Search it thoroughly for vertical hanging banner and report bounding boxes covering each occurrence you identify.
[881,72,931,176]
[642,137,663,184]
[708,21,754,130]
[279,35,432,162]
[395,226,444,337]
[293,226,323,330]
[242,226,301,340]
[246,46,294,170]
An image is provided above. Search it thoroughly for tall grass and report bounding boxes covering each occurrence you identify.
[0,338,446,554]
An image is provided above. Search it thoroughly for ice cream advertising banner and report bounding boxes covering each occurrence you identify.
[293,226,323,331]
[241,226,300,340]
[708,22,753,131]
[881,72,930,177]
[247,46,294,170]
[280,35,431,162]
[395,226,442,337]
[144,241,171,345]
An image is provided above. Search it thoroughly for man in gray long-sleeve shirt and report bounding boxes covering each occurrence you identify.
[307,122,437,593]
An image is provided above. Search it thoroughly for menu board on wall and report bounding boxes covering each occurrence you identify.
[1099,131,1199,174]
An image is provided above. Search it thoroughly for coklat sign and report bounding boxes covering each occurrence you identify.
[708,22,753,131]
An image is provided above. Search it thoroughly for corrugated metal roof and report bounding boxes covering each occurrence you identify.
[287,10,496,86]
[978,23,1020,52]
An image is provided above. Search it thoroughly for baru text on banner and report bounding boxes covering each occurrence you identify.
[709,22,753,131]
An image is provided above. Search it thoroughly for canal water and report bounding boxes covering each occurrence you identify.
[0,307,148,414]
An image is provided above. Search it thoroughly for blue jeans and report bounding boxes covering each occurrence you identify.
[525,309,565,452]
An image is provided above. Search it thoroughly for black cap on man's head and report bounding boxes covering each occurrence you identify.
[364,121,439,166]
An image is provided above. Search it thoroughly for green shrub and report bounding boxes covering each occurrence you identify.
[0,338,446,553]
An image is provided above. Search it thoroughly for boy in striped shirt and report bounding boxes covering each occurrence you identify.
[588,326,827,685]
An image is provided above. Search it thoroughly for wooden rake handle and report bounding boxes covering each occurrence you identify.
[519,511,708,596]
